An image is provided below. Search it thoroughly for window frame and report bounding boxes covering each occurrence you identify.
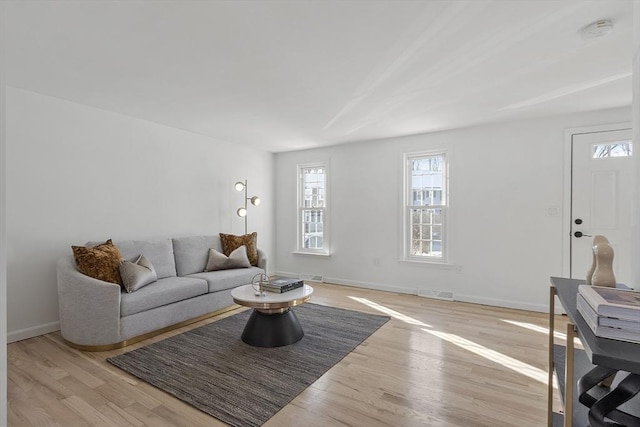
[296,162,330,255]
[402,150,449,264]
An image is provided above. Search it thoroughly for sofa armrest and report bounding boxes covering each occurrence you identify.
[57,256,122,346]
[257,248,267,272]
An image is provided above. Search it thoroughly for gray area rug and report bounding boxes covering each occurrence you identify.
[107,303,390,427]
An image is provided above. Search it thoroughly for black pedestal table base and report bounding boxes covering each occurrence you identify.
[241,308,304,348]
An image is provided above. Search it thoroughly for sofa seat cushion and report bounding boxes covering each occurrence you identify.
[187,266,264,293]
[121,276,208,317]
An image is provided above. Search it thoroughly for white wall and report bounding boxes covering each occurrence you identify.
[1,1,7,423]
[5,87,274,342]
[632,0,640,289]
[275,107,631,312]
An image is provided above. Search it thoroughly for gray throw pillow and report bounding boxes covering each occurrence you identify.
[119,254,158,293]
[205,246,251,271]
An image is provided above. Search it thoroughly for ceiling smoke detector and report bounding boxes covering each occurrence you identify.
[581,19,614,39]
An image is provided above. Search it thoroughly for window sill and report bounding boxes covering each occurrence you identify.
[399,258,456,270]
[292,251,331,257]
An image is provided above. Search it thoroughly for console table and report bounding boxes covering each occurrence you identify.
[548,277,640,427]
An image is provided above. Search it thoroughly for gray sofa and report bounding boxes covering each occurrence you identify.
[57,235,266,350]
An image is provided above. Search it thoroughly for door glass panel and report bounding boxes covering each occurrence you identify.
[592,141,633,158]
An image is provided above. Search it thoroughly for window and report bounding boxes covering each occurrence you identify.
[404,152,447,262]
[297,164,328,254]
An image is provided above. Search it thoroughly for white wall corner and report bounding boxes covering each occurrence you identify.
[0,0,8,423]
[632,0,640,289]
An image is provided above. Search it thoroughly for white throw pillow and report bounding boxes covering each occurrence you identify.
[119,254,158,293]
[205,246,251,271]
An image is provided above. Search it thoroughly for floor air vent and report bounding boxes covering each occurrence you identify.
[418,289,454,301]
[300,273,324,282]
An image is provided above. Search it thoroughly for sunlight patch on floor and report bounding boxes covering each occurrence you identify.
[501,319,567,341]
[422,328,554,385]
[501,319,583,350]
[350,296,556,386]
[348,296,432,328]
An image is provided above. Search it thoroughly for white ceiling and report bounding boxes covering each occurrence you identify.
[5,0,635,152]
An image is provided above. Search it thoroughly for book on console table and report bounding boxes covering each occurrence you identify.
[577,292,640,330]
[576,293,640,343]
[577,285,640,321]
[262,278,304,293]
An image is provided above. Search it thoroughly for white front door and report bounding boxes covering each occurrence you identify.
[570,128,634,285]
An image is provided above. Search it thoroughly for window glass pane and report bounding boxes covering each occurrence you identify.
[301,209,324,249]
[433,209,442,224]
[410,208,443,258]
[431,225,442,241]
[421,210,431,224]
[411,156,443,206]
[302,166,326,209]
[592,142,633,158]
[432,190,442,205]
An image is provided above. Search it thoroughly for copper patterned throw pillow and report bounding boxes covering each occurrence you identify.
[72,239,123,285]
[219,232,258,266]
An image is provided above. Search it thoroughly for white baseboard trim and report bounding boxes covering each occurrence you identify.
[324,276,418,295]
[274,270,550,313]
[455,294,547,313]
[273,270,419,295]
[8,321,60,343]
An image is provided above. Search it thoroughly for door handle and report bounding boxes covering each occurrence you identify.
[574,231,592,238]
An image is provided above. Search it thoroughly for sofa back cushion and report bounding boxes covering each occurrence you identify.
[89,239,177,279]
[172,235,222,276]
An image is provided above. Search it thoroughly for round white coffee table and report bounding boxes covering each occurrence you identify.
[231,284,313,347]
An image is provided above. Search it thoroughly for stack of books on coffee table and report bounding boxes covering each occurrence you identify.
[262,277,304,293]
[576,285,640,343]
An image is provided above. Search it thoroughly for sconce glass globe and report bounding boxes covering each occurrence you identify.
[250,196,261,206]
[237,207,247,217]
[235,181,245,192]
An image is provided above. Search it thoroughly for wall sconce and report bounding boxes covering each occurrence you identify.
[235,180,260,234]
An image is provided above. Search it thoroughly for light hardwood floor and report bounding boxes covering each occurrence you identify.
[8,282,568,426]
